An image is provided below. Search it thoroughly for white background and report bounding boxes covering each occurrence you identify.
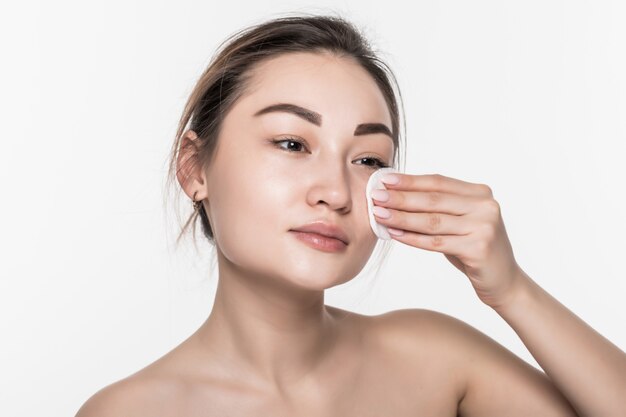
[1,1,624,415]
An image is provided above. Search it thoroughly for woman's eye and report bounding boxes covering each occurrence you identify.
[271,137,306,152]
[356,156,390,170]
[270,137,390,170]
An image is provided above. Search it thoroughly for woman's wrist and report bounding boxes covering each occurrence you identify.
[490,267,536,317]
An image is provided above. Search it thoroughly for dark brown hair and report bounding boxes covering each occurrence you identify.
[165,12,407,249]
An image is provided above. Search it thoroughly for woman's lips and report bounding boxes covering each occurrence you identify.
[290,231,348,252]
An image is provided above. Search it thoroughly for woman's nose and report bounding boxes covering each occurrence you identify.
[305,164,352,213]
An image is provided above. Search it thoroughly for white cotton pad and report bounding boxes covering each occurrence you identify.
[366,167,400,240]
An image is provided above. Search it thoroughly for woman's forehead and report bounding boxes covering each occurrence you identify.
[247,52,373,92]
[240,53,392,127]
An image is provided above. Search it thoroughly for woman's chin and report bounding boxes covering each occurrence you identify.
[279,271,353,292]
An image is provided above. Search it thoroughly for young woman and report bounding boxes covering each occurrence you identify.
[76,13,626,417]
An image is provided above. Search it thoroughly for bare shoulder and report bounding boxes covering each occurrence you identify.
[366,306,550,378]
[365,309,472,386]
[366,306,530,364]
[365,307,473,357]
[74,377,140,417]
[368,308,577,416]
[74,373,183,417]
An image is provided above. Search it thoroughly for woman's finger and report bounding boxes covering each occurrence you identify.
[372,189,484,216]
[381,173,493,198]
[373,206,474,236]
[387,227,471,257]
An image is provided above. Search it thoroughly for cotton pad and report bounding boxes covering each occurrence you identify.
[366,167,400,240]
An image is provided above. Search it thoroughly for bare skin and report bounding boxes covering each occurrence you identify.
[75,306,577,417]
[76,306,467,417]
[75,51,625,417]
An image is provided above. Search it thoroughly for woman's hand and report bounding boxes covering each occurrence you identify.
[371,172,525,310]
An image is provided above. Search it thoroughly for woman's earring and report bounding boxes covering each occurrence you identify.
[192,190,202,212]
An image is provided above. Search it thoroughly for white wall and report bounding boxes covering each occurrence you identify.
[1,1,624,415]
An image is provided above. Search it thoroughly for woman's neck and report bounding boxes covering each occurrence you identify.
[191,259,342,396]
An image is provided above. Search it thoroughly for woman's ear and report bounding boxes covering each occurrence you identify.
[176,129,208,201]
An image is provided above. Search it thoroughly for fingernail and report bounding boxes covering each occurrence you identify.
[381,174,400,185]
[388,227,404,236]
[371,189,389,202]
[372,206,391,219]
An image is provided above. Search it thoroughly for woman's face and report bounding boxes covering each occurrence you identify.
[203,51,395,291]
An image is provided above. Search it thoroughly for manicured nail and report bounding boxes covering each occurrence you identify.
[381,174,400,185]
[388,228,404,236]
[371,189,389,202]
[372,206,391,219]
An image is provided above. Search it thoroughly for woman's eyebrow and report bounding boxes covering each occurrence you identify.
[253,102,393,141]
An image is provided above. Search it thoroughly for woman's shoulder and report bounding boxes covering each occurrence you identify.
[355,307,471,410]
[74,369,184,417]
[348,307,476,364]
[365,308,578,415]
[361,306,507,370]
[351,306,478,348]
[365,306,500,343]
[327,305,480,357]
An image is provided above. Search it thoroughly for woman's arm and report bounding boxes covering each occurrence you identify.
[372,172,625,414]
[493,268,626,417]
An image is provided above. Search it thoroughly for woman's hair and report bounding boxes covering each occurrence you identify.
[164,12,407,284]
